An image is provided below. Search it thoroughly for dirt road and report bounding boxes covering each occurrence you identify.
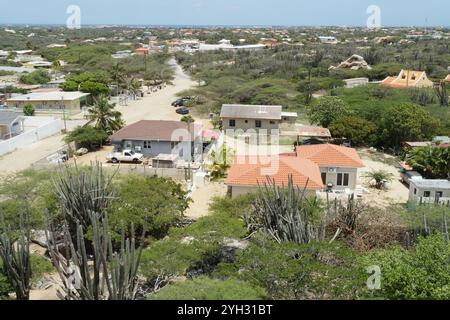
[0,59,197,175]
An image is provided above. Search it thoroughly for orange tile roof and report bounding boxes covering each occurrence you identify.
[225,155,324,190]
[296,144,364,168]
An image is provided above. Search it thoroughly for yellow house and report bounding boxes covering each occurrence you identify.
[6,91,90,113]
[382,70,434,89]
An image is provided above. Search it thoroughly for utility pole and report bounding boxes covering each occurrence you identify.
[61,96,67,132]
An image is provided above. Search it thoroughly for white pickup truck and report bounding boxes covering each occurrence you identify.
[106,150,144,163]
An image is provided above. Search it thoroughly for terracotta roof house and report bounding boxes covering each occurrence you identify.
[294,144,363,191]
[225,144,364,198]
[225,155,324,198]
[111,120,201,161]
[382,70,434,89]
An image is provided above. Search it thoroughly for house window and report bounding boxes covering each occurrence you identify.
[244,120,248,124]
[229,119,236,127]
[321,172,327,185]
[337,173,350,186]
[424,191,431,197]
[436,191,443,198]
[143,141,152,149]
[414,188,417,195]
[255,120,262,128]
[270,120,276,125]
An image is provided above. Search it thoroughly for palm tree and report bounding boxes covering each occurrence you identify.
[408,146,450,179]
[111,63,125,95]
[85,96,124,135]
[363,170,394,189]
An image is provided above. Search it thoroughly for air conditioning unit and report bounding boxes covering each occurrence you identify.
[328,167,337,174]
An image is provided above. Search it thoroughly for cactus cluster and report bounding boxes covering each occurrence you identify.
[0,225,31,300]
[46,212,145,300]
[252,175,365,244]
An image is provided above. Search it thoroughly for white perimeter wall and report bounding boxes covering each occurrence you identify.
[0,116,62,156]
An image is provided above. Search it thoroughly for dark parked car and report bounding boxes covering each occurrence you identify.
[176,107,190,115]
[172,99,185,107]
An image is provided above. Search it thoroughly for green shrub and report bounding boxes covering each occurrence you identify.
[214,236,366,300]
[148,277,267,300]
[30,255,54,282]
[360,233,450,300]
[109,175,190,240]
[64,125,108,151]
[19,70,51,85]
[140,211,247,280]
[22,104,35,116]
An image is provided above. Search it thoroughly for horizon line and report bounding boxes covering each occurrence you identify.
[1,23,449,29]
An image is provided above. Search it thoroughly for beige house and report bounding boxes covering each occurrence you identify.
[382,70,434,89]
[220,104,297,133]
[7,91,90,113]
[409,179,450,204]
[221,104,282,132]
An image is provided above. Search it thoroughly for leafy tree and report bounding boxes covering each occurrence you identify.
[19,70,51,85]
[85,96,124,135]
[148,277,267,300]
[407,146,450,179]
[308,96,350,128]
[361,233,450,300]
[62,72,110,96]
[377,103,439,150]
[22,104,35,116]
[180,115,194,123]
[109,175,190,240]
[64,125,108,151]
[329,116,376,146]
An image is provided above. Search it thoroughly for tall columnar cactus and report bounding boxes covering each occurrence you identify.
[435,81,448,107]
[52,162,116,234]
[252,175,365,244]
[46,212,145,300]
[0,227,31,300]
[252,176,327,244]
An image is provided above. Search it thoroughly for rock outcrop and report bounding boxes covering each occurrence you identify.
[329,54,372,71]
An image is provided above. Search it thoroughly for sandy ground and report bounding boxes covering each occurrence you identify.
[357,149,409,207]
[185,182,228,219]
[0,119,86,177]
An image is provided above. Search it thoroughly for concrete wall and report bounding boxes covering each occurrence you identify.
[0,116,62,156]
[222,118,280,132]
[320,167,358,191]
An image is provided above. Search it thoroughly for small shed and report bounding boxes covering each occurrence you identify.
[152,153,179,169]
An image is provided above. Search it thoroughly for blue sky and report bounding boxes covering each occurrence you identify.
[1,0,449,26]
